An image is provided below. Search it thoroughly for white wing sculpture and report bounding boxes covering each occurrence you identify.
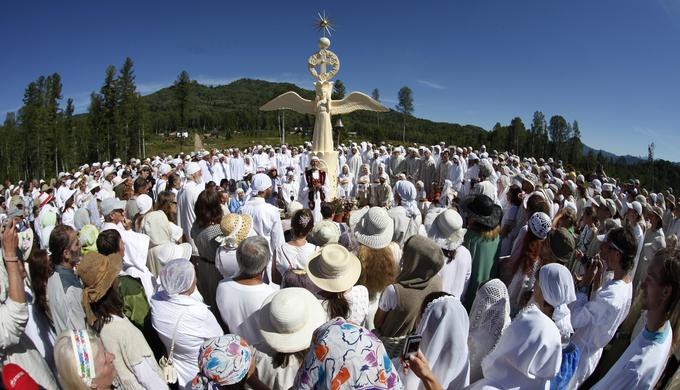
[259,91,315,114]
[332,92,389,115]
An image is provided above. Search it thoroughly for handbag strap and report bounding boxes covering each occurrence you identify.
[281,244,317,271]
[167,309,189,362]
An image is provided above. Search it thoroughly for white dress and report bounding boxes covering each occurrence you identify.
[438,246,472,300]
[402,295,470,390]
[150,292,223,390]
[468,303,562,390]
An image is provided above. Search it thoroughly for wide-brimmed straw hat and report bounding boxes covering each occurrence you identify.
[259,288,327,353]
[349,207,394,249]
[461,194,502,229]
[305,244,361,293]
[219,214,253,249]
[424,208,466,251]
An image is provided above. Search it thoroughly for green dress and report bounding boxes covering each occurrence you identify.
[462,230,500,311]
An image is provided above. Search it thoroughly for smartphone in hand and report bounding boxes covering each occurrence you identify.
[402,334,422,361]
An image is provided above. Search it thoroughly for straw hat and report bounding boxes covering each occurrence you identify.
[305,244,361,292]
[349,207,394,249]
[219,214,253,249]
[424,208,466,251]
[259,288,327,353]
[312,220,341,246]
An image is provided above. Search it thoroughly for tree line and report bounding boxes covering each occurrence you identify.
[1,59,678,192]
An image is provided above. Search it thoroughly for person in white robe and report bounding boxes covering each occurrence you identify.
[591,248,678,389]
[467,279,511,383]
[568,227,636,388]
[238,173,285,284]
[199,154,215,184]
[386,148,406,184]
[229,150,245,182]
[346,146,363,183]
[468,277,562,389]
[402,295,470,390]
[176,162,205,256]
[419,148,437,197]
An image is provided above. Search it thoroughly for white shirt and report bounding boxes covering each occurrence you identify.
[177,179,205,255]
[438,246,472,300]
[215,280,277,346]
[320,285,370,327]
[274,242,317,277]
[150,293,222,390]
[239,197,285,281]
[592,321,672,390]
[568,278,633,388]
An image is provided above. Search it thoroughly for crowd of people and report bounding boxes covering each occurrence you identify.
[1,140,680,389]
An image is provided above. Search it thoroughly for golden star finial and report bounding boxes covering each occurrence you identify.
[316,10,335,37]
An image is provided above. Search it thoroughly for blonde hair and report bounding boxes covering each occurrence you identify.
[54,329,104,390]
[357,244,398,298]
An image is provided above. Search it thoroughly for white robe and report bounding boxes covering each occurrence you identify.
[591,321,672,389]
[239,197,285,283]
[468,303,562,390]
[402,296,470,390]
[177,180,205,255]
[229,157,245,181]
[568,278,633,388]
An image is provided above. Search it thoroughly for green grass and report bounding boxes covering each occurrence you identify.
[143,131,309,156]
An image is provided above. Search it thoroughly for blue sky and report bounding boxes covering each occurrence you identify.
[2,0,679,160]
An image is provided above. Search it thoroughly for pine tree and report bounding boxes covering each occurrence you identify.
[396,86,414,142]
[88,92,104,162]
[332,79,346,100]
[174,70,192,130]
[101,65,119,161]
[45,73,63,176]
[371,88,380,102]
[64,98,75,169]
[118,57,140,158]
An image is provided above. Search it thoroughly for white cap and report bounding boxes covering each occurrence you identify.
[185,162,201,176]
[251,173,272,193]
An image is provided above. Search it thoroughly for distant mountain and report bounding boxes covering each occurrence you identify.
[581,144,646,165]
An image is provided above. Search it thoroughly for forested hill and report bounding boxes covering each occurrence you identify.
[140,77,489,148]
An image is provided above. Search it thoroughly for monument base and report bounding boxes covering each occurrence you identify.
[313,150,338,200]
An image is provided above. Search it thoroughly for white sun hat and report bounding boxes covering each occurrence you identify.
[349,206,394,249]
[258,287,327,353]
[305,244,362,293]
[424,208,467,251]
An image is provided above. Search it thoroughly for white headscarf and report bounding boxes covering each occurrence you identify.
[450,155,464,182]
[160,258,195,296]
[468,279,511,383]
[538,263,576,339]
[393,180,419,218]
[402,295,470,390]
[477,303,562,389]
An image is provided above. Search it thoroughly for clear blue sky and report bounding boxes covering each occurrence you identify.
[2,0,679,160]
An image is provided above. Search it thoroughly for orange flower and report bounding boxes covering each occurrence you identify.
[314,344,329,361]
[330,367,350,390]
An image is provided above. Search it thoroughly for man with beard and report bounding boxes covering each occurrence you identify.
[46,225,86,335]
[404,148,420,184]
[386,147,405,184]
[419,148,437,197]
